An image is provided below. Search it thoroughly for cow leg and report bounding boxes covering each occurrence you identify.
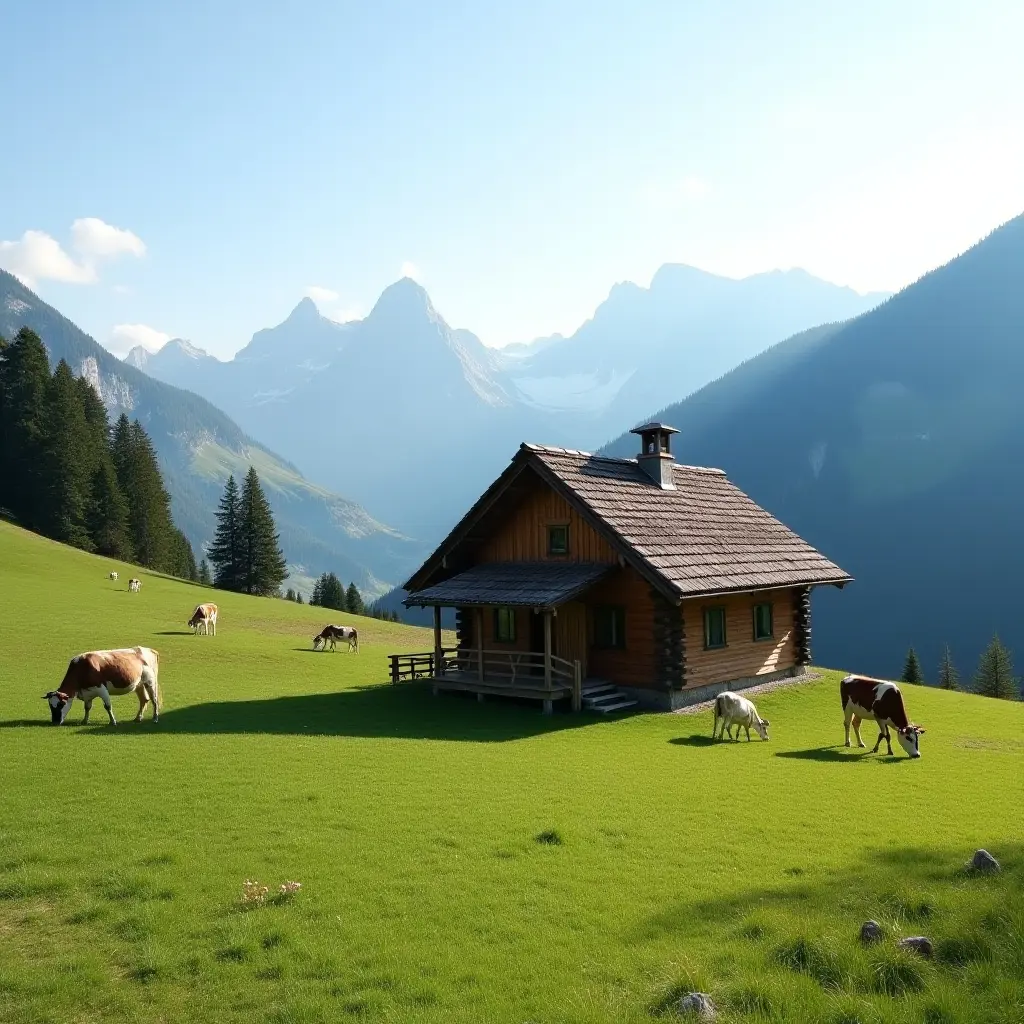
[843,707,853,746]
[99,686,117,726]
[852,715,866,748]
[884,726,893,756]
[871,725,885,753]
[135,686,148,722]
[745,724,752,741]
[144,680,159,722]
[82,699,92,725]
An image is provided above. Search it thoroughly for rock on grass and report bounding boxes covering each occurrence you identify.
[677,992,716,1019]
[898,936,934,959]
[860,920,883,944]
[970,849,1000,874]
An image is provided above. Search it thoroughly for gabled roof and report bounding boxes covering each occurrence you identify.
[404,443,852,603]
[405,561,613,608]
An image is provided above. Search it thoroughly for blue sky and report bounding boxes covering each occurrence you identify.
[2,0,1022,358]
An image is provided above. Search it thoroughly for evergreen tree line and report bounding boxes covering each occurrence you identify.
[0,327,197,579]
[900,637,1022,700]
[309,572,366,615]
[283,588,304,604]
[207,470,288,596]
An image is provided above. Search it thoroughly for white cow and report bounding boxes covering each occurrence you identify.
[109,571,118,581]
[188,603,218,635]
[128,578,141,593]
[712,691,770,741]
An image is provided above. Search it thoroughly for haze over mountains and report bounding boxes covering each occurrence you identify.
[130,264,886,538]
[0,270,419,597]
[603,213,1024,680]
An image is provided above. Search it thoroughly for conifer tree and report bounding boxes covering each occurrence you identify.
[937,644,959,691]
[311,572,345,609]
[345,581,365,615]
[169,527,199,581]
[209,475,243,589]
[285,587,296,602]
[238,467,287,596]
[296,591,303,604]
[43,360,94,549]
[198,559,213,586]
[973,635,1020,700]
[0,328,52,530]
[900,646,924,685]
[86,459,133,559]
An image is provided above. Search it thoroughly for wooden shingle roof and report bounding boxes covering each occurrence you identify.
[403,441,852,604]
[524,445,851,598]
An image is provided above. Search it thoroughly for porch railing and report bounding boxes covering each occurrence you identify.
[389,648,583,711]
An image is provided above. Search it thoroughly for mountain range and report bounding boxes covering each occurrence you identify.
[0,270,420,598]
[602,212,1024,681]
[129,266,886,539]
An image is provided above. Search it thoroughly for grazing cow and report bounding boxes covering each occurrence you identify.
[713,691,770,741]
[188,603,218,636]
[128,578,141,593]
[109,571,118,581]
[313,624,359,652]
[841,674,925,758]
[44,647,160,726]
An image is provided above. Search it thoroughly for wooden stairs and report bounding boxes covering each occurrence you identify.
[581,679,638,714]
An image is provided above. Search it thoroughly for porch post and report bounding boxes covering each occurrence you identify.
[543,608,553,694]
[476,607,484,682]
[432,605,443,678]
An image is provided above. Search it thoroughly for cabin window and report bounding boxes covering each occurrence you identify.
[753,602,774,641]
[593,606,626,649]
[493,606,517,643]
[703,607,727,649]
[547,524,569,556]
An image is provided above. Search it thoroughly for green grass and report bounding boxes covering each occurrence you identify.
[0,519,1022,1023]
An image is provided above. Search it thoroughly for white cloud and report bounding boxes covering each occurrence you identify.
[304,285,339,304]
[71,217,146,260]
[0,230,97,287]
[325,304,364,324]
[400,261,422,282]
[110,323,171,356]
[0,218,146,289]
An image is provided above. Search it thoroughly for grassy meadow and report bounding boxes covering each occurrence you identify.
[0,520,1022,1023]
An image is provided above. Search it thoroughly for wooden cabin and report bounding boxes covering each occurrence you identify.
[391,423,851,712]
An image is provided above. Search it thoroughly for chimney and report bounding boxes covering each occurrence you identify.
[631,422,679,489]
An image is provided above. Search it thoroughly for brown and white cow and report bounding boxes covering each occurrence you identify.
[841,674,925,758]
[44,647,161,726]
[188,603,218,635]
[313,624,358,652]
[128,578,141,593]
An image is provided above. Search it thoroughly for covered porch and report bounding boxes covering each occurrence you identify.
[390,562,614,713]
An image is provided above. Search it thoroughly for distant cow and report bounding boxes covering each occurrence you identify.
[188,603,218,635]
[713,691,770,741]
[128,578,141,593]
[44,647,161,726]
[109,571,118,581]
[841,674,925,758]
[313,624,358,652]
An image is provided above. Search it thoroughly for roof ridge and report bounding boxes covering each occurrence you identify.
[524,442,725,476]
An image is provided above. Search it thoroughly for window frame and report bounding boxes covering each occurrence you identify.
[592,605,626,650]
[752,601,774,642]
[703,606,727,650]
[547,522,570,557]
[493,606,517,644]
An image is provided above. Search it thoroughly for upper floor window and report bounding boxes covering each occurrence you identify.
[593,606,626,649]
[703,607,727,649]
[547,524,569,556]
[494,606,517,643]
[753,602,774,641]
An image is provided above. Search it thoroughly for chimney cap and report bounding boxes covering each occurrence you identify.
[630,421,679,436]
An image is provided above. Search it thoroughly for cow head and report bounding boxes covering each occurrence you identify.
[897,725,924,758]
[312,635,324,650]
[754,717,770,741]
[43,691,72,725]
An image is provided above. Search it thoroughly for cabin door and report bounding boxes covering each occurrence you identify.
[529,611,550,675]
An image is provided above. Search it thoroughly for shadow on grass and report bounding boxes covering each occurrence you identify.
[669,735,718,747]
[77,683,597,742]
[774,746,872,762]
[0,719,54,729]
[153,631,194,636]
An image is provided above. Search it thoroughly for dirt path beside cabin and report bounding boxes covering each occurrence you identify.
[672,671,823,715]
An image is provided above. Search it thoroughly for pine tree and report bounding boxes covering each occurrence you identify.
[198,559,213,586]
[43,360,94,549]
[209,475,243,590]
[0,328,53,530]
[296,591,303,604]
[86,459,133,559]
[169,527,199,581]
[345,581,365,615]
[937,644,960,691]
[973,635,1020,700]
[111,415,175,569]
[901,646,924,685]
[238,467,287,596]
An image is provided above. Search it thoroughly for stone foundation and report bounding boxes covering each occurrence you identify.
[623,666,806,711]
